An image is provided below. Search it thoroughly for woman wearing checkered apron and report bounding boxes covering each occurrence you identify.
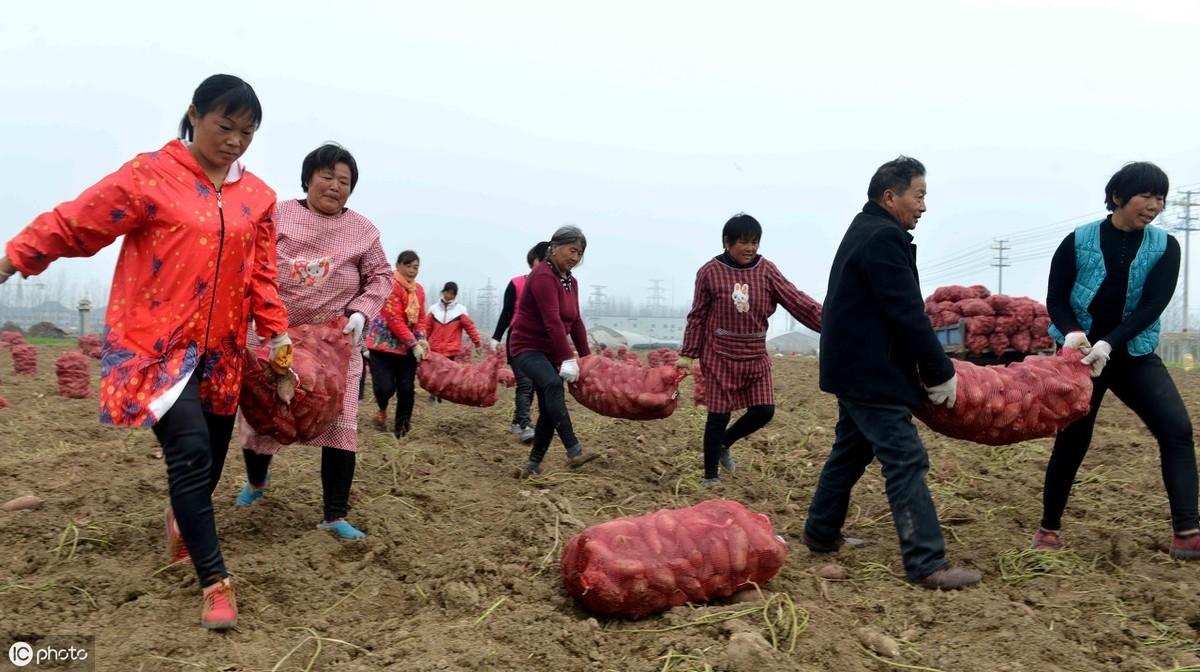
[676,214,823,485]
[234,144,393,541]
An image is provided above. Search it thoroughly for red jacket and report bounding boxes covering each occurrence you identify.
[4,139,288,426]
[509,260,590,365]
[427,300,481,357]
[366,276,427,355]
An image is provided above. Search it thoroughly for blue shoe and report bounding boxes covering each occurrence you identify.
[319,518,365,541]
[719,448,736,474]
[235,475,269,507]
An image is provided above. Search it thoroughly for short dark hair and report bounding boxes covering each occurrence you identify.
[396,250,419,265]
[867,156,926,201]
[722,213,762,245]
[301,143,359,193]
[442,281,458,295]
[178,74,262,142]
[527,241,550,267]
[1105,162,1169,211]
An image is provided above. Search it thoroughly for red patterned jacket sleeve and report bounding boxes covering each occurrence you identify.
[5,162,143,276]
[767,260,822,333]
[680,264,713,359]
[249,202,289,338]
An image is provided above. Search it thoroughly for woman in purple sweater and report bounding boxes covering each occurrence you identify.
[508,226,598,475]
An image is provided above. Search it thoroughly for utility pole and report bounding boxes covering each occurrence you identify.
[647,279,666,313]
[588,285,608,316]
[991,239,1011,294]
[477,279,498,332]
[1176,191,1199,332]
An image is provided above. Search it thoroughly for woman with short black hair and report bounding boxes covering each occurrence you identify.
[1035,161,1200,559]
[235,143,393,542]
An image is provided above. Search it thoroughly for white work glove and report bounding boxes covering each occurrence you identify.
[412,340,429,362]
[559,358,580,383]
[489,338,502,352]
[1080,340,1112,378]
[925,374,958,409]
[1063,331,1092,353]
[342,312,366,346]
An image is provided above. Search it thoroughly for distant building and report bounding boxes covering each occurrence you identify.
[0,301,101,334]
[587,314,686,345]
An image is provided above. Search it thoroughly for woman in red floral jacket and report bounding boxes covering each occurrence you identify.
[0,75,290,631]
[365,250,428,437]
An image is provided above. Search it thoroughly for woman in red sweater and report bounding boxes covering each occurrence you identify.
[508,227,597,474]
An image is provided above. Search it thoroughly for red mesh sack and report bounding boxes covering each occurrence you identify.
[1007,297,1037,323]
[78,335,102,359]
[987,295,1012,313]
[1010,330,1033,354]
[646,348,679,368]
[54,351,91,398]
[417,351,502,406]
[932,285,988,303]
[937,310,961,327]
[994,316,1020,335]
[616,347,641,366]
[560,499,789,619]
[1032,334,1055,350]
[692,359,706,407]
[569,355,681,420]
[964,316,995,337]
[12,345,38,375]
[956,298,994,317]
[988,332,1010,355]
[1,332,25,350]
[0,395,9,409]
[1031,316,1051,338]
[915,348,1092,445]
[498,365,516,388]
[240,318,352,444]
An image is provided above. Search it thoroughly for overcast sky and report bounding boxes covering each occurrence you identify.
[2,0,1199,328]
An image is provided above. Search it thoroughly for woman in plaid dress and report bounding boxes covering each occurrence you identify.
[235,144,393,541]
[677,214,823,484]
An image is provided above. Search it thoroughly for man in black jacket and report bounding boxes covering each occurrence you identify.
[804,156,980,590]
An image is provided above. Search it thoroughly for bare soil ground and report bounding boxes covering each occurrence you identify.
[3,344,1200,671]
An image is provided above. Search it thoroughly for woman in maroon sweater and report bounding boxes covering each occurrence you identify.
[509,226,597,474]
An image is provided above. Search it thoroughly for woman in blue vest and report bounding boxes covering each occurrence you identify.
[1036,162,1199,559]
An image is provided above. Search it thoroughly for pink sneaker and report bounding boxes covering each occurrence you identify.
[1032,527,1063,551]
[1170,533,1200,560]
[201,577,237,630]
[166,508,190,563]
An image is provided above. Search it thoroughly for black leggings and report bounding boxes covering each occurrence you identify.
[151,366,234,587]
[703,405,775,479]
[512,351,580,464]
[369,350,417,432]
[1041,353,1198,533]
[243,447,357,521]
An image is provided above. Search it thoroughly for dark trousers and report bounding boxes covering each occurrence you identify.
[243,447,357,521]
[805,398,946,580]
[369,350,417,432]
[512,364,534,428]
[1041,353,1198,533]
[152,365,234,587]
[507,341,534,428]
[512,351,580,464]
[702,405,775,479]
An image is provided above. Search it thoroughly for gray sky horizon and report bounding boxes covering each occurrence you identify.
[3,0,1199,334]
